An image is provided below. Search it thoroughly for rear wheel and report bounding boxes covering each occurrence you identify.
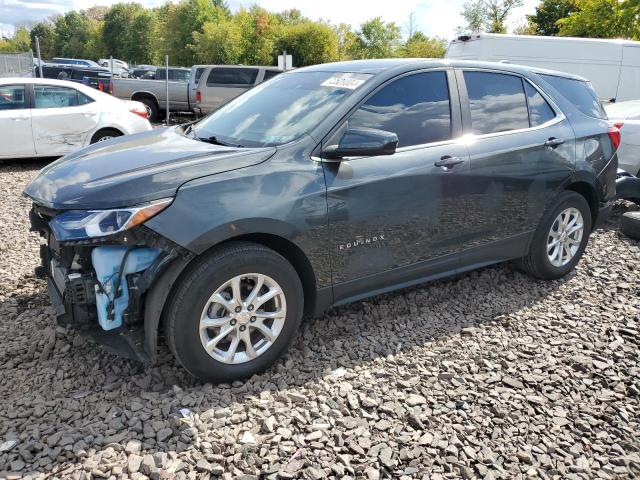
[165,242,304,383]
[137,97,159,122]
[517,191,592,280]
[90,128,122,144]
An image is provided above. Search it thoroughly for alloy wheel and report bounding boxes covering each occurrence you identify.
[547,207,584,267]
[199,273,287,364]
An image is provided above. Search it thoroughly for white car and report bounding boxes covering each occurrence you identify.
[605,100,640,175]
[0,78,151,160]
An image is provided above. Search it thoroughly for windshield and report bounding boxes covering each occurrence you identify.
[192,71,372,147]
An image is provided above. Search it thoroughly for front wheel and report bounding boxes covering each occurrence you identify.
[517,191,592,280]
[164,242,304,383]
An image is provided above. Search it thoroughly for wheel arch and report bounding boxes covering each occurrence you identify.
[131,91,159,108]
[143,231,320,363]
[89,127,124,144]
[564,180,598,229]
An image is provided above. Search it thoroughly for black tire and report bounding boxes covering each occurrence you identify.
[621,211,640,240]
[517,191,592,280]
[90,128,122,144]
[138,97,159,122]
[164,242,304,383]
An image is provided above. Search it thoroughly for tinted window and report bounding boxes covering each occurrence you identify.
[155,68,166,80]
[540,74,606,119]
[194,67,205,86]
[206,68,259,86]
[34,86,89,109]
[464,71,529,135]
[0,85,26,110]
[524,82,555,126]
[348,71,451,147]
[169,69,190,82]
[263,70,281,81]
[194,71,371,147]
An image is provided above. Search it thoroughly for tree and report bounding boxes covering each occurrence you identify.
[191,20,242,64]
[461,0,524,33]
[275,22,338,66]
[0,27,31,53]
[405,11,418,38]
[350,18,401,59]
[557,0,639,39]
[527,0,577,35]
[233,6,279,65]
[402,32,447,58]
[334,23,356,61]
[53,11,92,57]
[103,3,157,63]
[30,22,56,59]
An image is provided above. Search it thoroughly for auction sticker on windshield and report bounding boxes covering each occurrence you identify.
[321,75,367,90]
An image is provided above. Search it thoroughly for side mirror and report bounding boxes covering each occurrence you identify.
[323,127,398,160]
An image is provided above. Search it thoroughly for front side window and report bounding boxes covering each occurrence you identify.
[525,82,556,126]
[206,68,259,86]
[348,71,452,147]
[464,71,529,135]
[0,85,26,110]
[540,74,606,119]
[34,86,92,109]
[193,71,372,147]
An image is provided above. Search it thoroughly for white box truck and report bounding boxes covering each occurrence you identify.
[446,33,640,102]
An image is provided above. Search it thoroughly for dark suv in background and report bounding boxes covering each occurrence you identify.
[25,59,617,382]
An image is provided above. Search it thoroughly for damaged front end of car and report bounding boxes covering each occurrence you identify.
[29,200,194,363]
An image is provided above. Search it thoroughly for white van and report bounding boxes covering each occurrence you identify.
[446,33,640,102]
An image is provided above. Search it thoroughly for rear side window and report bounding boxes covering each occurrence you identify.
[0,85,26,110]
[540,74,605,119]
[348,71,451,147]
[206,68,259,86]
[34,85,92,108]
[524,82,556,126]
[155,69,166,80]
[169,69,190,82]
[464,71,529,135]
[263,70,281,81]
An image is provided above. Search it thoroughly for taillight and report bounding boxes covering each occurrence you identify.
[109,79,113,95]
[608,125,621,150]
[98,81,104,92]
[130,107,148,119]
[195,90,201,103]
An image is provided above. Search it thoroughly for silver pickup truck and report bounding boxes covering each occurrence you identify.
[111,67,193,121]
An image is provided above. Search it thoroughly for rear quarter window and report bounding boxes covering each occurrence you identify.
[540,74,606,119]
[206,68,259,86]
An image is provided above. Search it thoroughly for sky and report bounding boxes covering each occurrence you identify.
[0,0,540,39]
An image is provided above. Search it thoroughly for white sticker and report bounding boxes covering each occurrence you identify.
[321,76,366,90]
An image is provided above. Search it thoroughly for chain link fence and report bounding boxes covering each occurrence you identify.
[0,52,34,78]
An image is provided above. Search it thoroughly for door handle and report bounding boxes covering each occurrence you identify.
[435,155,465,169]
[10,117,28,121]
[544,137,565,148]
[82,112,97,117]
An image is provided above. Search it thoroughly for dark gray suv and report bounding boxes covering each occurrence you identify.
[25,59,618,382]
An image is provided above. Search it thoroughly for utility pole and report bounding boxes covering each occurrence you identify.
[165,54,170,125]
[35,36,43,78]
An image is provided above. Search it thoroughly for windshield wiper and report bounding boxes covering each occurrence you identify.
[197,135,244,148]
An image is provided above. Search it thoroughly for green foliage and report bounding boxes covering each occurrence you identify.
[350,17,402,59]
[54,11,93,58]
[103,3,156,64]
[527,0,577,35]
[557,0,640,39]
[30,22,56,58]
[461,0,524,33]
[401,32,447,58]
[191,20,243,64]
[274,22,338,67]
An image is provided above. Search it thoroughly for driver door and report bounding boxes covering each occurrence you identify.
[322,70,472,302]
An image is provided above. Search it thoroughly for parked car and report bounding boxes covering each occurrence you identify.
[604,100,640,175]
[24,59,618,382]
[51,57,101,68]
[98,59,129,77]
[37,63,113,92]
[194,65,282,115]
[446,33,640,102]
[129,66,156,79]
[111,67,191,121]
[0,78,151,159]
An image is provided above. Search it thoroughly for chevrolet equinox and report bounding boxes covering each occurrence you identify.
[25,60,618,382]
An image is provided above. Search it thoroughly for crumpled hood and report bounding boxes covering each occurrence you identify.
[24,127,276,210]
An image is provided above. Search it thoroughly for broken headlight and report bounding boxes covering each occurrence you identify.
[49,198,172,241]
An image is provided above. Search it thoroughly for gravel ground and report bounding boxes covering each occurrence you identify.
[0,160,639,480]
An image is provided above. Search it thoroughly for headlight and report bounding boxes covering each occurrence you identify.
[49,198,172,241]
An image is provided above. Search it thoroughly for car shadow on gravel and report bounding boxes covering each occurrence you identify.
[0,254,573,472]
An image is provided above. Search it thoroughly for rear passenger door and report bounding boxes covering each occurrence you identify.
[456,69,575,258]
[324,69,472,301]
[200,67,259,113]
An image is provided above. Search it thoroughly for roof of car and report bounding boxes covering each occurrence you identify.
[296,58,588,82]
[0,77,102,91]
